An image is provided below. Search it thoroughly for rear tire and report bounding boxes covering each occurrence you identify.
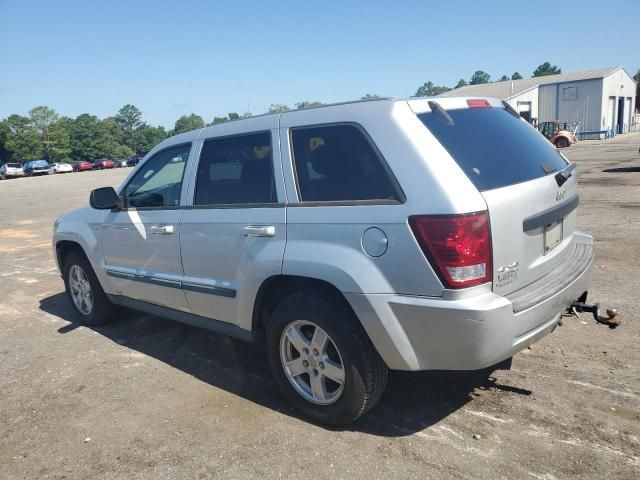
[62,250,117,326]
[266,290,388,425]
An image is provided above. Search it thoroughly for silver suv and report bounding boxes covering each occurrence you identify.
[52,98,593,424]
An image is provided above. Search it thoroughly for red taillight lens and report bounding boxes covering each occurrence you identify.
[467,99,491,108]
[409,212,492,289]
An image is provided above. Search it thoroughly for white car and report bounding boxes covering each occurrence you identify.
[49,163,73,174]
[0,163,24,179]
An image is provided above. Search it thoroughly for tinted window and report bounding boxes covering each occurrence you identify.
[124,144,190,208]
[418,108,567,191]
[7,163,21,168]
[291,124,400,202]
[195,132,276,205]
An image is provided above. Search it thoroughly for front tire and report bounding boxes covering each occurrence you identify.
[266,290,388,425]
[62,250,117,326]
[555,137,570,148]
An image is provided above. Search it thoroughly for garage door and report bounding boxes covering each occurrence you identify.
[608,97,616,131]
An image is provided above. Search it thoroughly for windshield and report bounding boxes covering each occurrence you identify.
[32,160,49,167]
[418,107,568,191]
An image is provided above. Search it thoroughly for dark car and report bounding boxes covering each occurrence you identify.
[73,161,93,172]
[23,160,50,176]
[126,155,143,167]
[92,159,115,170]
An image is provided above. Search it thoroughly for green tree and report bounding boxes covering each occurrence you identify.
[0,120,11,163]
[532,62,561,77]
[115,104,143,149]
[133,125,167,154]
[361,94,382,100]
[268,104,290,113]
[227,112,240,121]
[511,72,523,80]
[469,71,491,85]
[3,114,41,163]
[499,75,509,82]
[29,106,63,160]
[414,81,450,97]
[455,79,468,89]
[173,114,205,135]
[48,117,71,160]
[211,116,229,125]
[295,101,323,109]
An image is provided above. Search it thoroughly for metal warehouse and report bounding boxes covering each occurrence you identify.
[439,67,637,138]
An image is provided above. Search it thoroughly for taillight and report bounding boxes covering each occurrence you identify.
[409,212,492,289]
[467,99,491,108]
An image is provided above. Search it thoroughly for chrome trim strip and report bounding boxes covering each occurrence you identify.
[105,269,237,298]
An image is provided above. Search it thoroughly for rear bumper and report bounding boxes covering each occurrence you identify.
[347,232,593,371]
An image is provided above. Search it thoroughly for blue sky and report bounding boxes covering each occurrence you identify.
[1,0,638,128]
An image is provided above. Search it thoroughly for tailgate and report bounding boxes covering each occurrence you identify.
[482,172,579,296]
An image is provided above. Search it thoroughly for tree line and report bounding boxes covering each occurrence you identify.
[2,62,637,165]
[414,61,563,97]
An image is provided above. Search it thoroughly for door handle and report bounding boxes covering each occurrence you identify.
[243,225,275,237]
[150,224,175,235]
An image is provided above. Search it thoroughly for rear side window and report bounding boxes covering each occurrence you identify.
[194,132,276,205]
[290,124,401,202]
[418,108,568,191]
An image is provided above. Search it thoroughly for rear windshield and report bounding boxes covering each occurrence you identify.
[32,160,49,167]
[418,107,568,191]
[7,163,21,168]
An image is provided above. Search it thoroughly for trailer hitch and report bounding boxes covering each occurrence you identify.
[570,301,621,328]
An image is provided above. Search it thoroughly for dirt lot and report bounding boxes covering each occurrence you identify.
[1,137,639,480]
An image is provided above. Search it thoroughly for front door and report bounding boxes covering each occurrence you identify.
[98,142,193,311]
[179,120,286,329]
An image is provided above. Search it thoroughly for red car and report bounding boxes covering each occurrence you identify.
[72,161,93,172]
[92,159,115,170]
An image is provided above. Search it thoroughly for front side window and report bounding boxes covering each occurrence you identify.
[290,124,401,202]
[194,132,276,205]
[124,144,190,208]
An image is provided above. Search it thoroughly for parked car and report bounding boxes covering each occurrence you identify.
[23,160,50,176]
[72,161,93,172]
[92,159,115,170]
[538,121,577,148]
[126,155,143,167]
[49,162,73,174]
[114,159,128,168]
[0,162,24,179]
[53,98,593,425]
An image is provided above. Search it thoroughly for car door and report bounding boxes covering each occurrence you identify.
[179,118,287,330]
[98,142,194,312]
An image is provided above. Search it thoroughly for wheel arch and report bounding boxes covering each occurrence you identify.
[252,275,353,337]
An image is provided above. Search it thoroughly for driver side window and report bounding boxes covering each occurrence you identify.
[124,144,191,208]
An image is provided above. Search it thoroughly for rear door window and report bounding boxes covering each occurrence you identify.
[194,132,276,205]
[290,124,401,202]
[418,108,568,191]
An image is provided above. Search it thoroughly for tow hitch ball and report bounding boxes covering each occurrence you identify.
[569,301,621,329]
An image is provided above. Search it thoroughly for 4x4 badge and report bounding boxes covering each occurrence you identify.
[496,261,519,287]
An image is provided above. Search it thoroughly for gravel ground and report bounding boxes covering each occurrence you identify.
[1,136,639,479]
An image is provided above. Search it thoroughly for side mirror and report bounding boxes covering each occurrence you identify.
[90,187,119,209]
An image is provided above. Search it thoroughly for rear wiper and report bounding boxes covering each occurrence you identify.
[428,101,454,126]
[555,162,576,187]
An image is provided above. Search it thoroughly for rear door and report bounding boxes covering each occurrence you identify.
[417,102,577,296]
[178,118,286,330]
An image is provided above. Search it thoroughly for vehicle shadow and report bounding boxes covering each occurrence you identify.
[40,292,530,437]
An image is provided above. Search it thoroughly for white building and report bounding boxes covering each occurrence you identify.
[438,67,637,137]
